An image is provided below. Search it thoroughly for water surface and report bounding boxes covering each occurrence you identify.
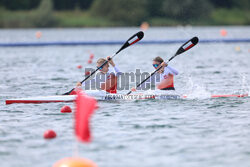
[0,27,250,167]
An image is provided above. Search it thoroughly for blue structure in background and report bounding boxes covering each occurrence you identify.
[0,38,250,47]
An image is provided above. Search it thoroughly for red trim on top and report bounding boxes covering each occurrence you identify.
[211,94,248,98]
[5,99,74,105]
[129,38,140,45]
[184,43,194,50]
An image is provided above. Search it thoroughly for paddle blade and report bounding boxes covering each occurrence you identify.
[168,37,199,62]
[116,31,144,54]
[176,37,199,55]
[63,88,75,95]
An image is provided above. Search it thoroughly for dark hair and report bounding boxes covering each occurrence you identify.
[153,56,164,63]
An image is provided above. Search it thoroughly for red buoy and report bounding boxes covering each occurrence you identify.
[44,130,56,139]
[88,59,92,64]
[85,71,91,76]
[220,29,227,36]
[36,31,42,38]
[89,54,94,59]
[77,65,82,69]
[61,105,72,113]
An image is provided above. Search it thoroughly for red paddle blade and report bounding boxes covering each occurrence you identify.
[116,31,144,54]
[168,36,199,62]
[176,36,199,55]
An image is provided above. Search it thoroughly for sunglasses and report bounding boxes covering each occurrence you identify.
[152,64,160,68]
[97,66,103,70]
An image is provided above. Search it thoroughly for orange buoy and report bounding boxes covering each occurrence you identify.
[44,130,56,139]
[61,105,72,113]
[36,31,42,38]
[53,157,97,167]
[140,22,149,31]
[220,29,227,37]
[235,46,241,52]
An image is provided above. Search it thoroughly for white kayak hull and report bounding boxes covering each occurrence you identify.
[5,94,182,105]
[5,90,249,105]
[5,95,76,105]
[5,93,182,105]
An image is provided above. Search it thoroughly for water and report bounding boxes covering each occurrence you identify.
[0,27,250,167]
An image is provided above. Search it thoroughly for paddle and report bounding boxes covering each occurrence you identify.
[126,36,199,95]
[63,31,144,95]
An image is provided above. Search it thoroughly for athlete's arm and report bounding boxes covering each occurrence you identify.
[113,66,121,73]
[107,56,121,74]
[166,66,178,75]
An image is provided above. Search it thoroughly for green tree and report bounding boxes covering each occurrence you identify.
[90,0,148,25]
[31,0,56,27]
[0,0,40,10]
[209,0,250,9]
[78,0,93,10]
[146,0,165,17]
[209,0,233,8]
[230,0,250,10]
[53,0,76,10]
[161,0,213,21]
[53,0,93,10]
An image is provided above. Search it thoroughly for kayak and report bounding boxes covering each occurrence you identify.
[5,94,181,105]
[5,90,106,105]
[5,95,76,105]
[5,92,249,105]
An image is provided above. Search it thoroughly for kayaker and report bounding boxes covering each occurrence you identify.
[76,56,120,94]
[131,56,178,91]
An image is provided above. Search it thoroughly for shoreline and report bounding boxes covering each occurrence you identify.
[0,9,249,28]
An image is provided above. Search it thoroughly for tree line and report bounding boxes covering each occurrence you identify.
[0,0,92,10]
[0,0,249,11]
[0,0,249,27]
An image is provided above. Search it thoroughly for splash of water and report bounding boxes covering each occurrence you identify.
[239,73,249,95]
[183,76,211,99]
